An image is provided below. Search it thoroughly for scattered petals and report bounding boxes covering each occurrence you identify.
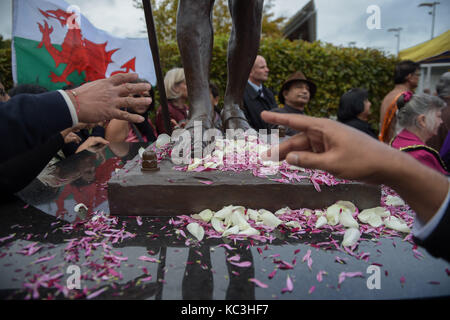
[338,272,364,285]
[281,275,294,293]
[249,278,268,288]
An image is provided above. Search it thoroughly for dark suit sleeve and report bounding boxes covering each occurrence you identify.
[413,199,450,262]
[0,91,73,162]
[0,133,64,194]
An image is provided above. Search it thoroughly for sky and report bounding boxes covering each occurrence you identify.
[0,0,449,55]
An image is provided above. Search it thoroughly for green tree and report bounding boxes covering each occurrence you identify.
[0,34,12,90]
[133,0,286,42]
[0,35,12,50]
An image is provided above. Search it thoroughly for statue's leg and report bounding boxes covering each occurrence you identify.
[177,0,216,132]
[222,0,264,130]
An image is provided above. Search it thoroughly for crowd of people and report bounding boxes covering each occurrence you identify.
[0,54,449,261]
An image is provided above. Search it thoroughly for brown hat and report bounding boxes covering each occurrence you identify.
[278,71,317,105]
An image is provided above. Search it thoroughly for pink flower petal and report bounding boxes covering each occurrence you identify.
[281,275,294,293]
[316,270,327,282]
[87,287,108,299]
[140,275,153,282]
[32,254,56,264]
[308,285,315,294]
[218,244,235,251]
[227,254,241,262]
[302,249,313,270]
[249,278,268,288]
[0,234,15,242]
[229,261,252,268]
[268,268,277,279]
[138,256,160,263]
[338,272,363,285]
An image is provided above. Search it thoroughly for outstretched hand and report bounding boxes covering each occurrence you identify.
[67,73,152,124]
[261,111,400,185]
[261,110,450,223]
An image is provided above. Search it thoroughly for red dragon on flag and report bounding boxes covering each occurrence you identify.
[37,8,136,85]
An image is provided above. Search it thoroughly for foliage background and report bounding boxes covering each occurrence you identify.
[159,35,398,129]
[0,35,12,91]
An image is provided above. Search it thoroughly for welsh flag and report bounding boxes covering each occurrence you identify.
[12,0,156,90]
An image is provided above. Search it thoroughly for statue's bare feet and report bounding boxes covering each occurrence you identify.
[221,104,251,131]
[184,114,217,158]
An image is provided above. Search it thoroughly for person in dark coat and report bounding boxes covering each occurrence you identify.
[337,88,377,139]
[242,55,277,131]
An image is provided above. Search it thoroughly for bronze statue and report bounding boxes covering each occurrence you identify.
[176,0,264,133]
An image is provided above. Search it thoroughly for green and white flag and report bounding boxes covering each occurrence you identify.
[12,0,156,90]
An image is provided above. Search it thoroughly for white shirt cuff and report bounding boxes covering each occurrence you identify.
[413,178,450,240]
[57,90,79,126]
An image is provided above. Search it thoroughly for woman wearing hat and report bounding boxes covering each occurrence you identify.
[271,71,317,136]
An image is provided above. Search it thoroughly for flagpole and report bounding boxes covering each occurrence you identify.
[142,0,172,135]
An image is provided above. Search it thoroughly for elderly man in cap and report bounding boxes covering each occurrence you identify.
[270,71,317,136]
[242,55,278,131]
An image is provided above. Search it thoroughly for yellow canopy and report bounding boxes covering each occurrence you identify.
[399,29,450,62]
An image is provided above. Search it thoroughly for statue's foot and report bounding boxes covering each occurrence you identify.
[184,114,218,158]
[221,104,251,131]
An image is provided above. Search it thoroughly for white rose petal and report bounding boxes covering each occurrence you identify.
[274,207,291,216]
[74,203,88,213]
[314,210,324,216]
[286,164,305,171]
[187,158,203,171]
[186,222,205,241]
[384,216,411,233]
[230,210,251,231]
[335,200,357,214]
[155,134,171,148]
[326,204,341,226]
[385,195,406,207]
[238,227,259,236]
[259,210,283,228]
[198,209,214,223]
[303,209,313,217]
[258,209,274,216]
[358,207,391,218]
[342,228,361,247]
[233,206,247,218]
[222,225,240,237]
[315,216,328,229]
[284,221,302,229]
[211,217,225,233]
[339,210,359,229]
[247,209,260,221]
[203,162,218,169]
[366,214,383,228]
[214,205,234,220]
[138,147,146,159]
[358,207,390,228]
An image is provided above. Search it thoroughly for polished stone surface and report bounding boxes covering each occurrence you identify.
[0,142,449,300]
